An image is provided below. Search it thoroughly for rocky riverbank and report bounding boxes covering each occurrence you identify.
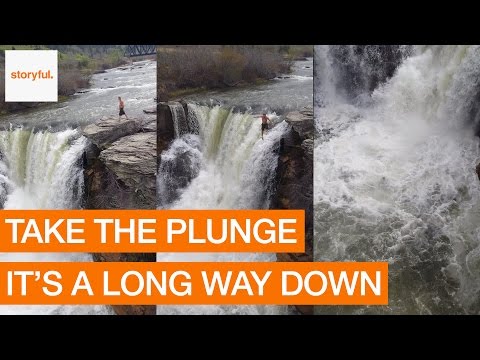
[82,117,157,316]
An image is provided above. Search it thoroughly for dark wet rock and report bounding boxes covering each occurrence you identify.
[326,45,411,101]
[271,106,314,314]
[271,107,314,247]
[157,102,177,159]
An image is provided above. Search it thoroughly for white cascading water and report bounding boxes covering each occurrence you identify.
[168,103,190,137]
[0,128,85,209]
[157,104,290,314]
[315,45,480,314]
[0,127,111,314]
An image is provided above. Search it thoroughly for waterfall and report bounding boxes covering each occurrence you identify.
[0,127,112,315]
[157,134,203,208]
[0,128,86,209]
[168,103,189,137]
[315,45,480,314]
[186,103,200,135]
[0,155,10,209]
[159,104,286,209]
[157,104,289,314]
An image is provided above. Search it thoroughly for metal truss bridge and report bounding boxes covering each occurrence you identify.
[124,45,156,57]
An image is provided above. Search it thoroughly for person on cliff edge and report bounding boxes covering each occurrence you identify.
[118,96,128,120]
[260,113,270,140]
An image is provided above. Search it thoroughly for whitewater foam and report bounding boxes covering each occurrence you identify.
[315,45,480,314]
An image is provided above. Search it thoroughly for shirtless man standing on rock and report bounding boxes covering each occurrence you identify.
[118,97,128,120]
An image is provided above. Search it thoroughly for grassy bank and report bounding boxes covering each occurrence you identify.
[157,45,312,101]
[280,45,314,59]
[0,45,129,115]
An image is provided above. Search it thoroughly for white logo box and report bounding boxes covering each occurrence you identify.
[5,50,58,102]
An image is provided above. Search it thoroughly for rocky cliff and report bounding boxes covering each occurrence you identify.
[322,45,411,101]
[156,101,205,207]
[157,102,176,157]
[83,117,157,209]
[82,117,156,316]
[271,107,314,315]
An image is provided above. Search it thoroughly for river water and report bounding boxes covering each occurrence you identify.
[157,58,313,314]
[0,60,156,314]
[183,58,313,114]
[315,46,480,314]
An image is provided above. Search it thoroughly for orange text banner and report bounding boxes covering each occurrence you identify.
[0,210,304,253]
[0,262,387,305]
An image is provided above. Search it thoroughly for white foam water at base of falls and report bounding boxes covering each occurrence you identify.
[0,127,112,315]
[157,105,290,314]
[315,45,480,314]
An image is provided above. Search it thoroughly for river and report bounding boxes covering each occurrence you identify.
[0,59,156,314]
[157,58,313,314]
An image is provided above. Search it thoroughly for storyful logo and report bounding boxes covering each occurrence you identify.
[4,50,58,102]
[10,69,54,81]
